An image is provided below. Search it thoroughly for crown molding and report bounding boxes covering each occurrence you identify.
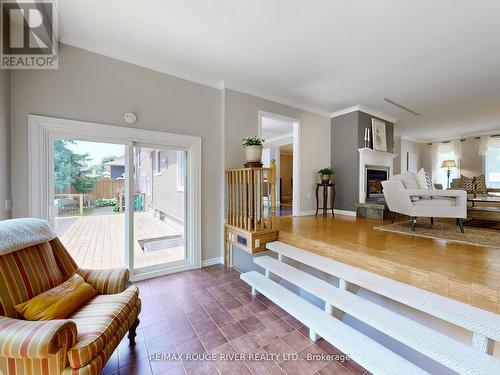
[225,84,331,117]
[331,105,398,124]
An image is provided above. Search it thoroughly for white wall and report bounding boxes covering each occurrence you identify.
[420,138,483,179]
[10,43,222,261]
[460,138,482,177]
[224,89,330,213]
[0,70,10,220]
[394,137,420,174]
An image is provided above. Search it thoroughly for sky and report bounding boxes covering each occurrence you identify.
[66,140,125,165]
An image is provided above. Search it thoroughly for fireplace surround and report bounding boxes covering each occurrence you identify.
[358,148,397,204]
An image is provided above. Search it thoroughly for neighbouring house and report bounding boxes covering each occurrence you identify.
[134,148,185,226]
[103,156,125,179]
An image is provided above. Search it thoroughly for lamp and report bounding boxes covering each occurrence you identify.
[441,159,457,189]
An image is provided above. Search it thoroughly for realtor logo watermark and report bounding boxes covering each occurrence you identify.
[1,0,58,69]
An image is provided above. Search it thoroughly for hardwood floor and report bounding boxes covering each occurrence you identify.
[277,215,500,314]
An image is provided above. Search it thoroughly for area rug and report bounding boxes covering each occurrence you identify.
[374,219,500,248]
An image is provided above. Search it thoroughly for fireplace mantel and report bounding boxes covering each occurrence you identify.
[358,148,397,204]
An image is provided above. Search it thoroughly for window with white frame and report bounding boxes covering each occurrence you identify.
[155,150,162,175]
[485,146,500,188]
[177,151,185,192]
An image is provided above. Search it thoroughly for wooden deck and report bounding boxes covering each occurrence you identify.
[58,212,184,269]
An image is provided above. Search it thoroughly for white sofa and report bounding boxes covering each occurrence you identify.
[382,171,467,232]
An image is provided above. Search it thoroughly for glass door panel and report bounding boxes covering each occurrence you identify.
[52,138,126,269]
[133,146,187,272]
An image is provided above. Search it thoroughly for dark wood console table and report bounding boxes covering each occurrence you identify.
[315,183,336,217]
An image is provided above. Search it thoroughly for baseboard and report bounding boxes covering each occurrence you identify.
[334,209,357,217]
[299,210,316,216]
[299,209,357,217]
[202,257,224,267]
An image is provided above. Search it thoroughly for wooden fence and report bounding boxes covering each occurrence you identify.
[92,179,124,199]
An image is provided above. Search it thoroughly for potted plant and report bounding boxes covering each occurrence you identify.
[242,136,265,162]
[318,167,334,184]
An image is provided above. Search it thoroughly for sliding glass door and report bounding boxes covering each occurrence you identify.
[132,145,187,274]
[35,116,200,281]
[52,138,127,269]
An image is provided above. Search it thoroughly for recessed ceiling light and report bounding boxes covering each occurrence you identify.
[384,98,419,116]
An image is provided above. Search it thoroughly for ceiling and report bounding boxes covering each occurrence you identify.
[58,0,500,141]
[261,117,293,141]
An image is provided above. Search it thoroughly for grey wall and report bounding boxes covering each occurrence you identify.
[357,111,394,153]
[10,43,222,261]
[0,70,10,220]
[331,111,394,211]
[331,112,359,211]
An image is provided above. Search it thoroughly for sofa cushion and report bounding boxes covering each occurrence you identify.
[391,172,420,201]
[15,273,96,321]
[0,242,64,318]
[67,286,139,369]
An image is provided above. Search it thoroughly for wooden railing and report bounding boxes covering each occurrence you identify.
[226,160,276,232]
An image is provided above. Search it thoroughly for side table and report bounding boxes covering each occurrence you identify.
[315,183,336,217]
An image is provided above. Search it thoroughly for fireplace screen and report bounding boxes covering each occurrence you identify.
[366,168,388,199]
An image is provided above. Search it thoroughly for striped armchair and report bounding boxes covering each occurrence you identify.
[0,219,141,375]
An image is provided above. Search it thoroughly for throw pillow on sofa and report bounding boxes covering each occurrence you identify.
[415,168,433,199]
[15,273,96,320]
[460,175,475,193]
[415,168,434,190]
[475,174,487,194]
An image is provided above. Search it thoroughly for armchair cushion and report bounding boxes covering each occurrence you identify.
[0,316,77,359]
[76,268,129,295]
[67,286,139,369]
[0,242,64,318]
[15,274,96,321]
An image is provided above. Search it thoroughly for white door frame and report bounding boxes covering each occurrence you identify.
[258,110,301,217]
[28,115,202,280]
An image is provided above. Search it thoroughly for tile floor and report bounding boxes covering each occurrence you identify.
[103,265,370,375]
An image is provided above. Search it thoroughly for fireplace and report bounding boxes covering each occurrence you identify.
[365,165,389,201]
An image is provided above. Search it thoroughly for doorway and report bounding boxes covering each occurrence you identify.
[258,111,300,217]
[29,115,201,281]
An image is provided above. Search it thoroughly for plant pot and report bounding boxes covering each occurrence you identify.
[320,174,331,184]
[245,145,263,162]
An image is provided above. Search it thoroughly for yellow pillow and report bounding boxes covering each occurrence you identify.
[15,273,96,320]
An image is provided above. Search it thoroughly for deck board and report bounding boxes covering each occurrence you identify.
[58,212,184,269]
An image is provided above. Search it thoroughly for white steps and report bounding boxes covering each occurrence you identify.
[241,271,428,375]
[266,241,500,343]
[254,255,500,375]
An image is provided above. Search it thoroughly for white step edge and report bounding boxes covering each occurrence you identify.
[266,241,500,341]
[255,255,500,375]
[240,271,428,375]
